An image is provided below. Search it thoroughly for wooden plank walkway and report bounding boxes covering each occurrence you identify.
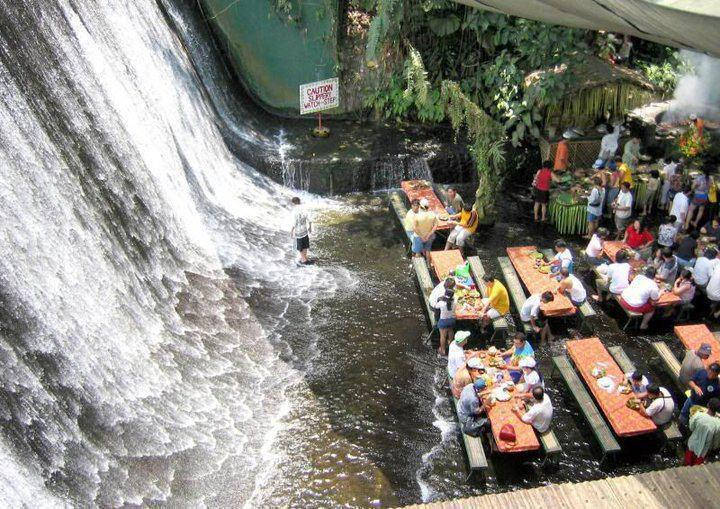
[607,345,682,442]
[412,257,437,330]
[403,463,720,508]
[552,355,621,458]
[497,256,533,335]
[467,256,507,342]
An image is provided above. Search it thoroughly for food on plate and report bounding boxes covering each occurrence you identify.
[626,398,641,410]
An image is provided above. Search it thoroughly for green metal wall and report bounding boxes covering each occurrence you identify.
[200,0,340,115]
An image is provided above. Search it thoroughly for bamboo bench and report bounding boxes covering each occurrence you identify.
[388,191,413,245]
[467,256,508,343]
[497,256,534,336]
[449,378,489,479]
[552,355,621,462]
[412,257,437,332]
[607,345,683,442]
[540,249,596,327]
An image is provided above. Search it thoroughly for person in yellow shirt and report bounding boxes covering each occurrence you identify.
[404,199,420,235]
[480,274,509,330]
[411,198,438,259]
[445,204,479,254]
[616,156,634,189]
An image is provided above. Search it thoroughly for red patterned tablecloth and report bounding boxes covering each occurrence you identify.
[675,324,720,368]
[428,250,481,320]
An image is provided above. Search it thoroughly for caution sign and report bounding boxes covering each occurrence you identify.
[299,78,339,115]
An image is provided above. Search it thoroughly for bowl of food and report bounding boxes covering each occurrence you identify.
[626,398,641,410]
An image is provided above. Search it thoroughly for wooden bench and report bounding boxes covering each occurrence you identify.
[412,257,437,334]
[388,191,413,245]
[552,355,621,461]
[612,294,642,331]
[467,256,508,343]
[538,428,562,466]
[608,345,683,442]
[449,378,488,479]
[652,341,685,392]
[540,249,596,327]
[497,256,534,336]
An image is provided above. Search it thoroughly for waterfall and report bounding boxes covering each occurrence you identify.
[369,156,433,191]
[0,0,346,505]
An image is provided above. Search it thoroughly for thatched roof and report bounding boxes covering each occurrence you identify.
[524,56,656,95]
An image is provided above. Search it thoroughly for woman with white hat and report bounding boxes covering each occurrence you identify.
[515,357,543,400]
[447,330,471,378]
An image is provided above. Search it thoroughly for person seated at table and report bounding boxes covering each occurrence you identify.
[542,239,573,273]
[652,247,679,284]
[680,343,712,390]
[672,269,696,304]
[458,378,491,436]
[685,397,720,466]
[411,198,438,259]
[709,262,720,319]
[625,371,650,398]
[451,262,474,290]
[479,275,509,331]
[429,277,456,323]
[700,217,720,243]
[404,199,421,237]
[680,363,720,425]
[594,249,631,302]
[622,218,654,259]
[640,169,661,216]
[513,357,543,399]
[502,332,535,368]
[447,330,471,379]
[520,291,555,344]
[657,215,679,249]
[637,384,675,426]
[693,248,719,291]
[445,203,478,254]
[557,268,587,307]
[675,231,699,270]
[512,386,554,433]
[619,266,661,330]
[585,227,609,266]
[445,187,464,215]
[451,356,484,399]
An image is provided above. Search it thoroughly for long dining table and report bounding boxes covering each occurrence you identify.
[506,246,575,316]
[566,337,656,437]
[400,180,453,230]
[428,249,483,320]
[674,324,720,367]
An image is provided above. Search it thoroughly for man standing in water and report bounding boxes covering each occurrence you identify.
[290,196,312,265]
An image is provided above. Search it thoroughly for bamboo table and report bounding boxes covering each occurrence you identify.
[549,192,587,236]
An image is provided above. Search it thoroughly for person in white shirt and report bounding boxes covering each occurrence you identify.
[520,291,555,344]
[290,196,312,264]
[707,262,720,319]
[637,384,674,426]
[403,199,420,235]
[620,266,661,329]
[544,239,573,272]
[625,371,650,398]
[429,277,455,309]
[513,386,553,433]
[612,182,633,235]
[656,215,678,248]
[594,249,631,302]
[447,330,471,379]
[514,357,543,398]
[594,124,621,168]
[694,248,719,289]
[670,186,692,230]
[558,268,587,306]
[585,228,609,266]
[660,157,678,208]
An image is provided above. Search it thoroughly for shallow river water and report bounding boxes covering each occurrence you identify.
[248,191,692,507]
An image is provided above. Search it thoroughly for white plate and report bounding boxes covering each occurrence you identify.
[491,388,511,402]
[597,376,615,391]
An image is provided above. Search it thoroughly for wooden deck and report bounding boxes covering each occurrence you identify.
[403,462,720,508]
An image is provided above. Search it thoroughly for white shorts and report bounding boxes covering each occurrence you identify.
[481,297,501,318]
[448,225,472,247]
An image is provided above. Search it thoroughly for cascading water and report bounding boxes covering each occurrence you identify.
[0,0,352,505]
[370,156,433,191]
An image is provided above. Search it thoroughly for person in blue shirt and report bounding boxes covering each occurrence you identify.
[457,378,491,436]
[501,332,535,383]
[680,363,720,425]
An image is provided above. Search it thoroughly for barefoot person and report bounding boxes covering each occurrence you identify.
[411,198,438,259]
[445,203,478,254]
[479,275,509,331]
[290,196,312,264]
[433,287,456,355]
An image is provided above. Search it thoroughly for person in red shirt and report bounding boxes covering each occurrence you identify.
[533,160,553,222]
[622,218,654,258]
